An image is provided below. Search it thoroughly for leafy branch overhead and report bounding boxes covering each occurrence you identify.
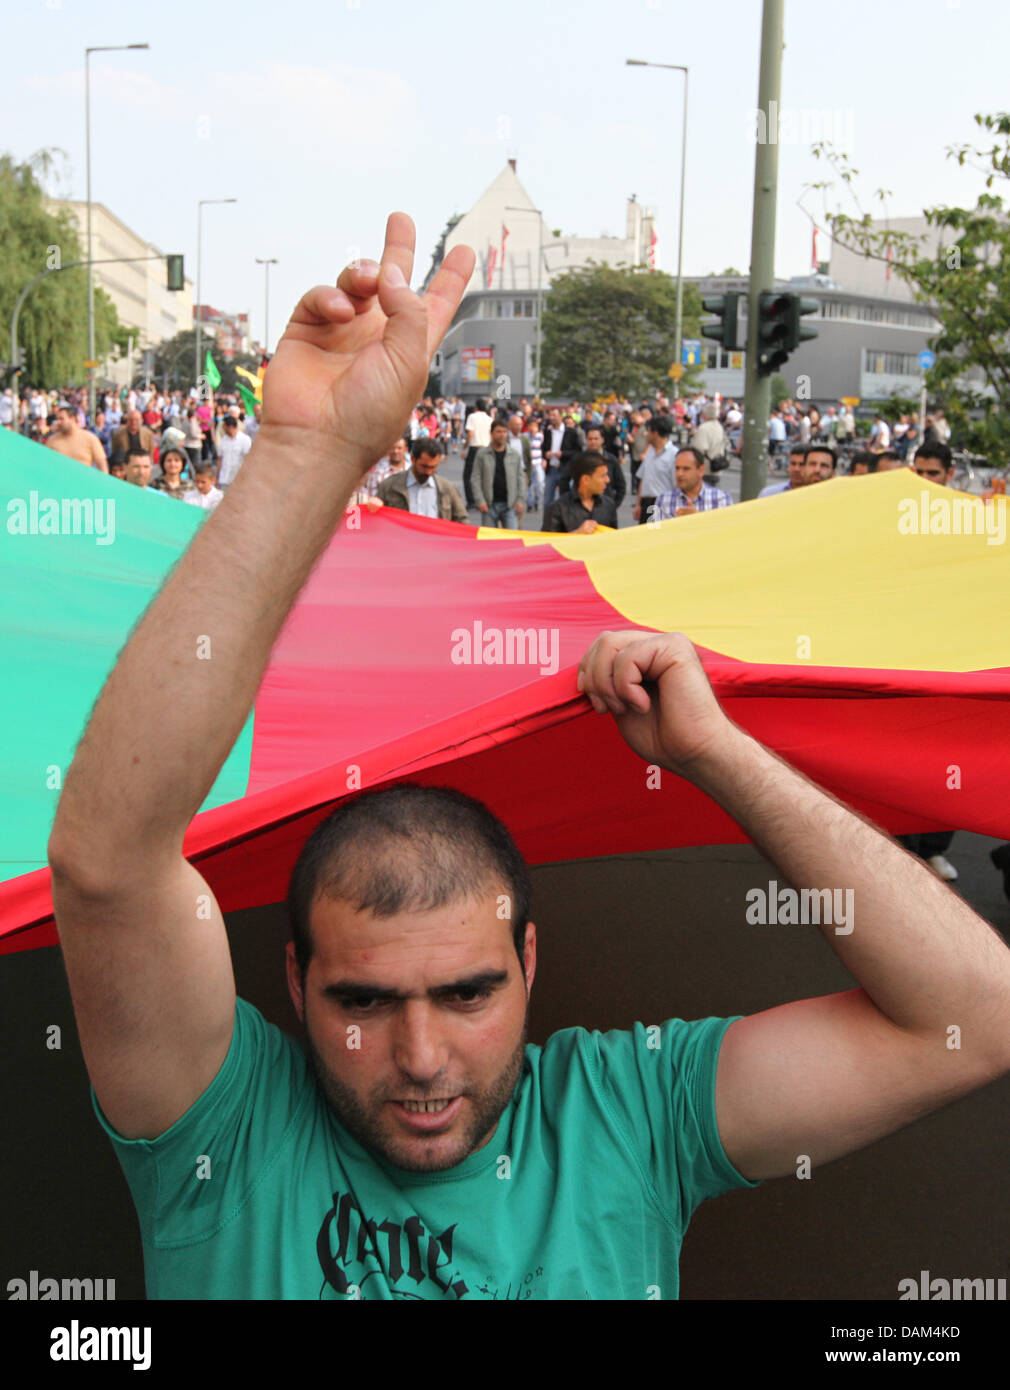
[539,260,704,401]
[806,114,1010,462]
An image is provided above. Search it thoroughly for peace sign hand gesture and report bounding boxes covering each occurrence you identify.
[261,212,475,473]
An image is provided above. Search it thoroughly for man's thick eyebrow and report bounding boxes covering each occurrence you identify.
[322,970,510,1001]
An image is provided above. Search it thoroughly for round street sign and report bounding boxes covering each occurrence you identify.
[918,350,936,371]
[668,363,684,380]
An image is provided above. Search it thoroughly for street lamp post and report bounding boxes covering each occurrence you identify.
[626,58,689,395]
[195,198,237,390]
[505,205,545,399]
[255,258,278,355]
[85,42,149,422]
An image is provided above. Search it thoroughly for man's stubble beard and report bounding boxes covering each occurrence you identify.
[302,1002,529,1174]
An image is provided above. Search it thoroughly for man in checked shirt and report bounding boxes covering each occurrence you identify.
[653,447,733,520]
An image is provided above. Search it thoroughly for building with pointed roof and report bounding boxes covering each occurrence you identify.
[424,161,656,401]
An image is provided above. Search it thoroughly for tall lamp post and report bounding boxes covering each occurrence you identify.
[255,257,278,355]
[85,42,149,421]
[505,205,546,399]
[195,198,237,389]
[626,58,689,394]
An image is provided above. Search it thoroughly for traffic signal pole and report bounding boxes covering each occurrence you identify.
[740,0,785,501]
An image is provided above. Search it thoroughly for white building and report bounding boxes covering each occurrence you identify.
[45,198,194,388]
[424,161,657,400]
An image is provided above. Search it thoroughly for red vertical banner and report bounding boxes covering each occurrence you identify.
[486,245,498,289]
[648,227,657,271]
[500,225,509,288]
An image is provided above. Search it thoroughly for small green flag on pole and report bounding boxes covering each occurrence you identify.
[204,351,222,391]
[237,383,258,416]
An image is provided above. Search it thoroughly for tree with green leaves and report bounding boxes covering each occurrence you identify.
[0,150,129,388]
[539,261,703,401]
[149,331,261,397]
[769,374,790,410]
[808,114,1010,464]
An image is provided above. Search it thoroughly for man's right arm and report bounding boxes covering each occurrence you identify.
[48,218,474,1141]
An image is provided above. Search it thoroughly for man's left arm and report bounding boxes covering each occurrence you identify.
[578,631,1010,1183]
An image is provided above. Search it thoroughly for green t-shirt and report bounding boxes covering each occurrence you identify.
[93,998,758,1300]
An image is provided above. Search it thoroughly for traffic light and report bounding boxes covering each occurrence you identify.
[166,254,185,292]
[756,292,819,377]
[700,291,746,352]
[789,295,820,352]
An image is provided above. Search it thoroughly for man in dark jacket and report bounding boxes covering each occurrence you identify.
[541,406,583,512]
[542,452,618,534]
[559,424,625,509]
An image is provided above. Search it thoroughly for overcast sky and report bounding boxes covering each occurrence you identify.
[5,0,1006,350]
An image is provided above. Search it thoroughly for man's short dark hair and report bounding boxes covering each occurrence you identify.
[411,437,444,461]
[675,446,704,470]
[648,417,672,438]
[788,443,808,460]
[851,450,878,473]
[914,442,953,471]
[570,451,608,489]
[807,444,837,471]
[287,784,531,980]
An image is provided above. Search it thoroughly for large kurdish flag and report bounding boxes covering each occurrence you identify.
[3,427,1009,956]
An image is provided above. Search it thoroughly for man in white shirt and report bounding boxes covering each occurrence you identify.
[463,398,493,506]
[869,415,891,452]
[634,417,677,523]
[216,415,253,490]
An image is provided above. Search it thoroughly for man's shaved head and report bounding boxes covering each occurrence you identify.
[288,784,531,977]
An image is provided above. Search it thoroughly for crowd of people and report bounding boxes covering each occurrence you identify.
[355,391,964,534]
[1,382,264,513]
[1,381,965,534]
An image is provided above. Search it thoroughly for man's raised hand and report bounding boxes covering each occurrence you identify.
[261,212,475,471]
[577,630,731,776]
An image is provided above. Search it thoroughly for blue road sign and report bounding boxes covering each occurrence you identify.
[682,338,702,366]
[918,350,936,371]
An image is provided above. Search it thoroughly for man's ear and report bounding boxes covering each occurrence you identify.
[286,942,306,1023]
[522,922,537,1000]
